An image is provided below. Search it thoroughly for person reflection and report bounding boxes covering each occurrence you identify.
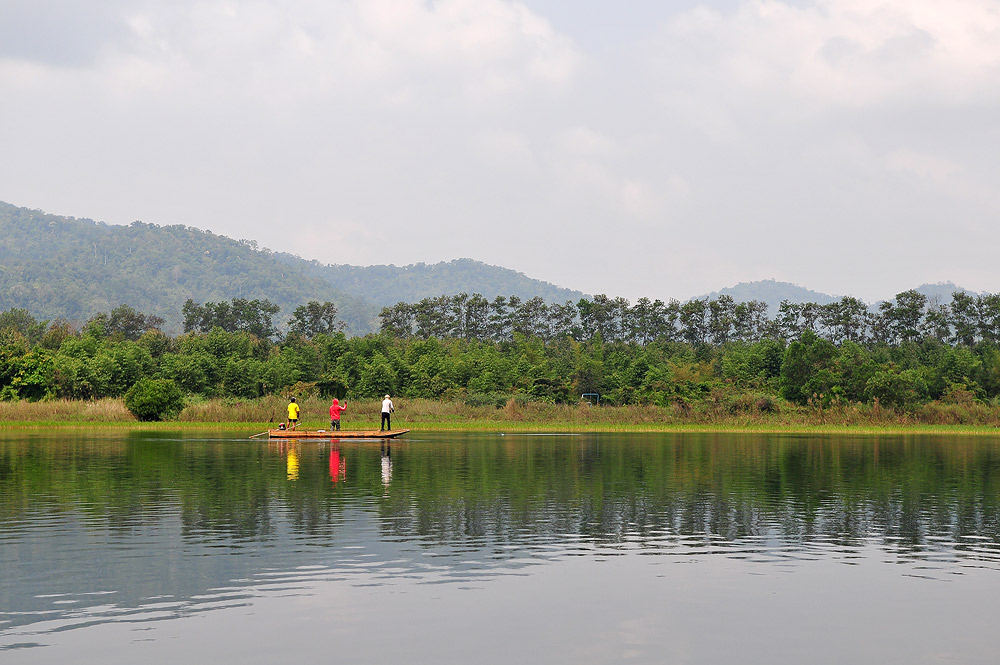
[380,442,392,488]
[286,444,300,481]
[329,447,346,483]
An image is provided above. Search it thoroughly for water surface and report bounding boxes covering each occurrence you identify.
[1,430,999,664]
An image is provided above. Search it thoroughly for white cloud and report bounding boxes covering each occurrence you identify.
[555,126,618,156]
[885,149,961,185]
[86,0,579,107]
[470,130,539,173]
[656,0,1000,109]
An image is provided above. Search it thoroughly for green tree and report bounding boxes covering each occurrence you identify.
[287,301,344,338]
[221,357,267,398]
[679,299,708,346]
[183,298,280,339]
[820,296,870,344]
[864,368,927,409]
[124,378,186,421]
[0,308,48,345]
[949,291,978,346]
[780,330,839,404]
[357,353,398,397]
[379,303,414,338]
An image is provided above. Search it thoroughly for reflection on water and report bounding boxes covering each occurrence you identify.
[1,430,1000,661]
[381,442,392,487]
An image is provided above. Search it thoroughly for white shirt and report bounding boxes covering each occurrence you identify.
[381,398,394,413]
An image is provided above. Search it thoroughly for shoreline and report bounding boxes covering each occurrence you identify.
[0,396,998,436]
[0,419,997,436]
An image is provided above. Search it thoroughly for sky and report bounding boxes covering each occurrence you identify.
[2,0,999,303]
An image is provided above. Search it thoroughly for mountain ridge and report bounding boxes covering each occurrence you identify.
[0,201,983,334]
[0,201,584,334]
[699,278,978,314]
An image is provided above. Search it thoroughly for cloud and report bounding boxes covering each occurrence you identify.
[554,126,618,156]
[655,0,1000,109]
[885,149,961,185]
[0,0,131,66]
[0,0,582,123]
[96,1,575,105]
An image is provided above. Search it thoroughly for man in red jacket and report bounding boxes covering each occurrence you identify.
[329,398,347,430]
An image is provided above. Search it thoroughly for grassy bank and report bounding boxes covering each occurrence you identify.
[0,396,999,435]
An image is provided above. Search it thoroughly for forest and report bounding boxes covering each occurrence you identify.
[2,287,1000,422]
[0,201,582,335]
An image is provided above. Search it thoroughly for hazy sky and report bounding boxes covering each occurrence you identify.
[2,0,998,302]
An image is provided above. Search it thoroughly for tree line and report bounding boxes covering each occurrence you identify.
[379,289,1000,348]
[2,289,1000,414]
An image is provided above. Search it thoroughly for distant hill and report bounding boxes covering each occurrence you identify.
[279,256,586,309]
[0,201,585,334]
[699,279,983,314]
[698,279,840,314]
[909,282,979,305]
[0,201,983,336]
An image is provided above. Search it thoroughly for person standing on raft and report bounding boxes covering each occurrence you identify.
[380,394,394,431]
[329,398,346,431]
[287,397,300,430]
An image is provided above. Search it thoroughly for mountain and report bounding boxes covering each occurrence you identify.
[0,201,584,334]
[699,279,983,315]
[698,279,840,314]
[278,256,585,309]
[910,282,979,305]
[0,201,982,336]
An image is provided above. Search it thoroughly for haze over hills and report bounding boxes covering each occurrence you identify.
[908,282,981,305]
[701,279,979,314]
[275,255,587,310]
[700,279,840,314]
[0,201,985,335]
[0,202,584,334]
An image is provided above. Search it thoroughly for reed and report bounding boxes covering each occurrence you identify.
[1,395,999,434]
[0,398,134,422]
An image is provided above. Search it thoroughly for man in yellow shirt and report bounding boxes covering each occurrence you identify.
[287,397,301,430]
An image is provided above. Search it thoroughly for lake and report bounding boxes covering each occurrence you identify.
[1,430,999,664]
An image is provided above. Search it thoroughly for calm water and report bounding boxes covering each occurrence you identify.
[1,430,999,664]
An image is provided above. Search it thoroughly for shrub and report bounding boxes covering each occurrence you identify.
[124,378,186,421]
[464,391,510,408]
[864,368,927,410]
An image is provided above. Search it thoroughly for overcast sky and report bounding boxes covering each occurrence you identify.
[2,0,998,302]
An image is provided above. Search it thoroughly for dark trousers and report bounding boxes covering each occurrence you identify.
[330,420,341,430]
[381,412,391,431]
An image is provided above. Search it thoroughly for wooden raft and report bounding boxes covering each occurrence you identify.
[266,428,410,439]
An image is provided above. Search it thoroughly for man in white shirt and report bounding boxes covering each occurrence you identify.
[381,394,394,431]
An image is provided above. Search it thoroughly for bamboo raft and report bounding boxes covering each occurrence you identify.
[264,428,410,440]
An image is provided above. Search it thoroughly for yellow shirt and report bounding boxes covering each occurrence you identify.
[287,402,300,420]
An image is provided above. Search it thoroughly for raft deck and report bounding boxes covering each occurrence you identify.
[267,428,409,439]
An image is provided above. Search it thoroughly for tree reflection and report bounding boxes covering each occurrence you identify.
[1,432,998,559]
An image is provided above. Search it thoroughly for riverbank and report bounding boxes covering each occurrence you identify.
[0,396,999,435]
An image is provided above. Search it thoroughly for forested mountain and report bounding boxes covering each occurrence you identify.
[0,201,374,333]
[702,279,981,315]
[699,279,839,314]
[910,282,980,305]
[278,255,585,308]
[0,202,583,334]
[0,201,981,338]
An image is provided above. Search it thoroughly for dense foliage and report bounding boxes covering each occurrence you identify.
[284,255,585,308]
[0,201,583,335]
[124,378,186,421]
[2,287,1000,418]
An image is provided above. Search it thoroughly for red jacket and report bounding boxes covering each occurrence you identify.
[329,399,346,420]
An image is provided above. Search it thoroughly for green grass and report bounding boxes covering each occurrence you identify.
[1,396,999,436]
